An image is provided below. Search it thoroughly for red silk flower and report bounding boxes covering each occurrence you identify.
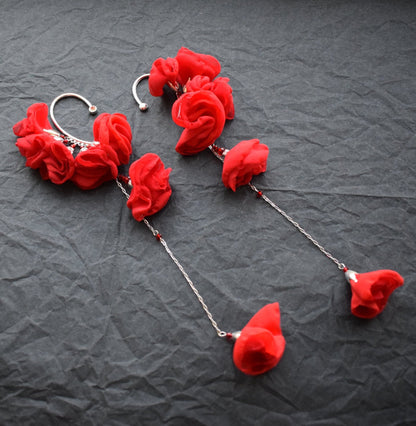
[93,113,132,165]
[222,139,269,191]
[149,57,180,97]
[127,153,172,222]
[13,103,52,137]
[346,269,404,319]
[38,141,75,184]
[175,47,221,86]
[233,303,286,376]
[16,133,75,184]
[172,90,226,155]
[185,75,235,120]
[148,47,221,97]
[71,144,119,190]
[16,133,51,169]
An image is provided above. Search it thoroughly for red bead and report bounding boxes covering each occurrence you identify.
[226,333,233,340]
[256,191,263,198]
[343,267,348,272]
[155,233,162,241]
[118,174,129,184]
[212,145,225,155]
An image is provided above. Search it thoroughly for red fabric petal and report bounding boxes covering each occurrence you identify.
[93,113,132,165]
[149,57,179,97]
[172,90,226,155]
[126,153,172,222]
[233,303,286,376]
[347,269,404,319]
[16,133,52,168]
[71,145,119,190]
[185,76,235,120]
[175,47,221,86]
[13,103,52,137]
[38,142,75,184]
[222,139,269,191]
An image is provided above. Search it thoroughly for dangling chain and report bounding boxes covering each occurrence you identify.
[116,178,228,338]
[209,145,347,271]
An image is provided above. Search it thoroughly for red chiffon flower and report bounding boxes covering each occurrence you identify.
[345,269,404,319]
[148,47,221,96]
[222,139,269,191]
[185,76,235,120]
[149,57,179,97]
[93,113,132,165]
[13,103,52,137]
[175,47,221,85]
[233,303,286,376]
[38,142,75,184]
[16,133,51,168]
[71,145,119,190]
[126,153,172,222]
[16,133,75,184]
[172,90,226,155]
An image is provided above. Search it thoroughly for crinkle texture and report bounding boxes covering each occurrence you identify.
[172,90,226,156]
[13,103,52,137]
[93,113,132,165]
[222,139,269,191]
[233,303,286,376]
[347,269,404,319]
[175,47,221,85]
[185,76,235,120]
[149,57,179,97]
[126,153,172,222]
[71,144,119,190]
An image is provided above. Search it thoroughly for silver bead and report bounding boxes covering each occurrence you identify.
[230,331,241,341]
[345,269,358,283]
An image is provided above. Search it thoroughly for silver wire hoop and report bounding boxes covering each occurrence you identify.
[49,93,98,145]
[132,74,150,112]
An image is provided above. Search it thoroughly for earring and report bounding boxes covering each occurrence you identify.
[132,47,404,320]
[14,93,284,376]
[13,93,133,190]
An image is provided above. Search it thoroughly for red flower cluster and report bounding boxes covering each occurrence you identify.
[148,47,268,190]
[345,269,404,319]
[222,139,269,191]
[171,90,225,155]
[13,103,132,190]
[233,303,286,376]
[126,153,172,222]
[149,47,221,96]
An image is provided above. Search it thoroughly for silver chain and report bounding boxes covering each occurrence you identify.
[209,146,346,271]
[116,179,227,338]
[248,183,346,270]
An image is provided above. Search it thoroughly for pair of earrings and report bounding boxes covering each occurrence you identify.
[13,47,404,376]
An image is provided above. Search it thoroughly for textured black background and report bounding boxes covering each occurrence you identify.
[1,0,415,424]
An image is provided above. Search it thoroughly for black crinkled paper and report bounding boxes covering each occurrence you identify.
[1,0,415,424]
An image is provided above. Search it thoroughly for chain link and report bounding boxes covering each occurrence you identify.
[156,234,227,337]
[115,180,227,338]
[116,178,130,200]
[248,183,346,270]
